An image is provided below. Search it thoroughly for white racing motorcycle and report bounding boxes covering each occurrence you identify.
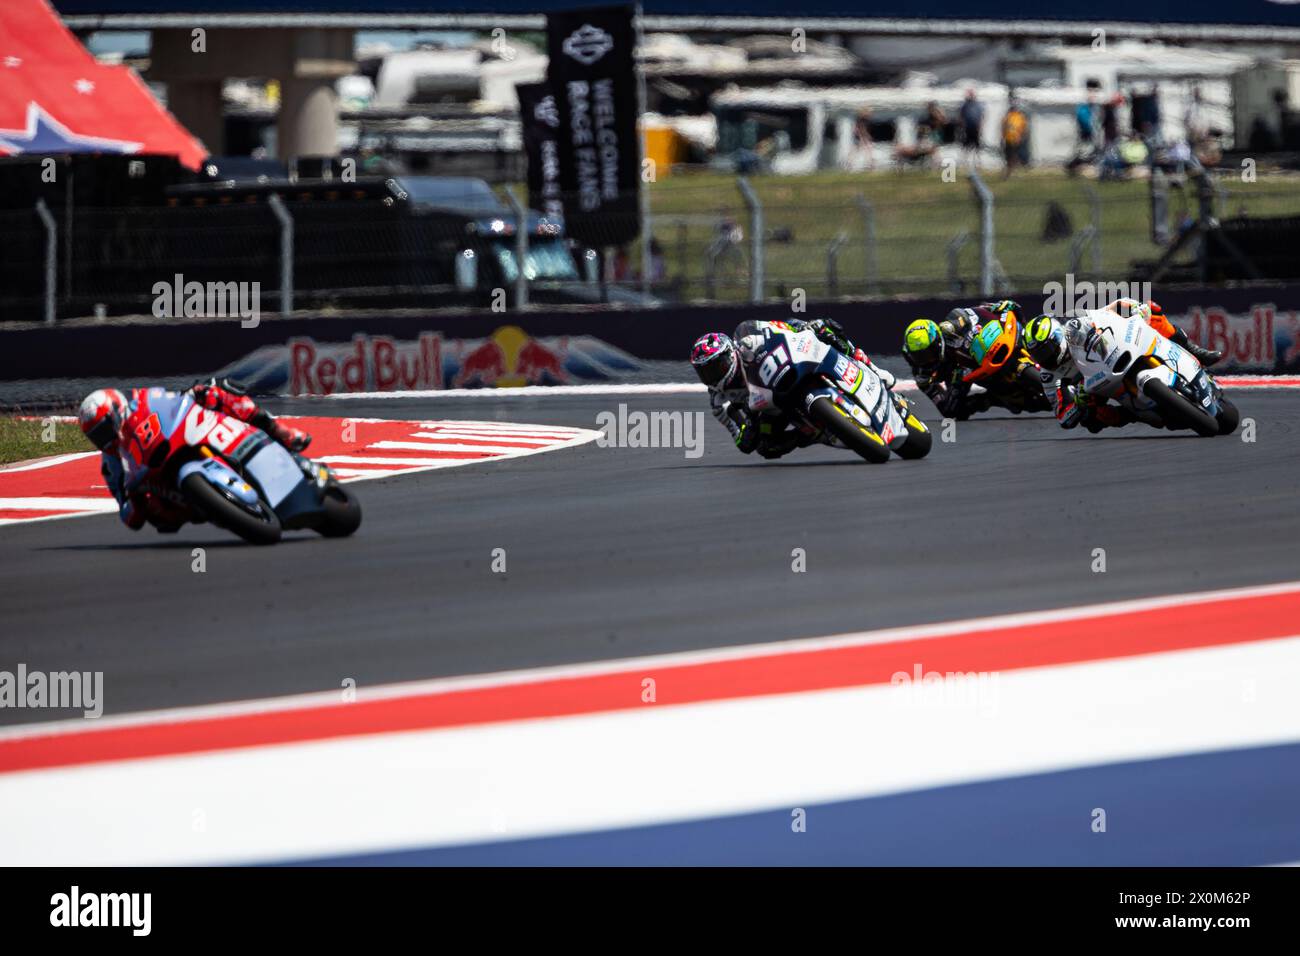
[1067,307,1239,438]
[738,322,931,463]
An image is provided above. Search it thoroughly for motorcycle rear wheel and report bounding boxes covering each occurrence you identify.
[808,396,890,463]
[1143,380,1220,438]
[181,473,282,545]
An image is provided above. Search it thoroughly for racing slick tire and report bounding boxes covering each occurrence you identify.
[1143,380,1220,438]
[808,396,891,463]
[181,472,282,545]
[1214,397,1241,436]
[317,485,362,538]
[893,409,933,460]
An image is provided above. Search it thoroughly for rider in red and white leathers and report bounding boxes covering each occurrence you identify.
[77,378,310,531]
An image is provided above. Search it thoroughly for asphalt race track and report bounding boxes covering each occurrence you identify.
[2,391,1298,726]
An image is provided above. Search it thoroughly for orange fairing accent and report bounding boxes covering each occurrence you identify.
[964,311,1019,383]
[1149,312,1176,338]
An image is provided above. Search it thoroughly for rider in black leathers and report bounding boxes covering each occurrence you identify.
[690,317,896,459]
[901,299,1044,419]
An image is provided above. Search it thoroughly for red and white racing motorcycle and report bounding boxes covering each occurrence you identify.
[119,388,361,544]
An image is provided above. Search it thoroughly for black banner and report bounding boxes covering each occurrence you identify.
[545,3,641,247]
[516,81,565,221]
[5,866,1295,942]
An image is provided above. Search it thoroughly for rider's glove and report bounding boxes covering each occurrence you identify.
[980,299,1021,315]
[808,317,851,353]
[733,411,761,454]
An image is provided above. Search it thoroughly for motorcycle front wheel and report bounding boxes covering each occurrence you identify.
[893,413,933,460]
[808,396,891,463]
[1214,396,1241,436]
[316,485,362,538]
[181,473,282,545]
[1143,380,1220,438]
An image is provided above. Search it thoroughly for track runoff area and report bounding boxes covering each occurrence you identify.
[2,378,1299,867]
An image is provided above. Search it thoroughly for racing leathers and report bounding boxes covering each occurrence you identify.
[1039,299,1166,433]
[710,317,895,459]
[101,379,311,530]
[906,300,1035,419]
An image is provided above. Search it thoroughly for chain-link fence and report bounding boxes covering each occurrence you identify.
[633,166,1300,304]
[5,167,1300,322]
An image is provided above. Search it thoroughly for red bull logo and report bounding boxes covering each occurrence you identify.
[217,325,622,395]
[1178,304,1300,372]
[452,326,568,388]
[289,333,443,395]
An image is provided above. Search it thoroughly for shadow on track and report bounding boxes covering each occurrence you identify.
[675,458,874,470]
[37,537,317,552]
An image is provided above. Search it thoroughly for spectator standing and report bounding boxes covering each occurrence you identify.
[1184,87,1209,149]
[852,106,876,170]
[647,238,667,284]
[1101,93,1123,147]
[1075,93,1098,151]
[1002,98,1030,177]
[959,88,984,165]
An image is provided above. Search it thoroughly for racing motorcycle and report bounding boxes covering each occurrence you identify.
[739,323,931,463]
[1067,308,1239,437]
[119,389,361,544]
[963,309,1052,414]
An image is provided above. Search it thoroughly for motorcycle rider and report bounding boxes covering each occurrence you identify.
[690,317,895,459]
[1021,299,1221,432]
[901,299,1038,419]
[77,378,311,531]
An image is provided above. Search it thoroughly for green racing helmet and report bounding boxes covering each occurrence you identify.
[903,318,944,368]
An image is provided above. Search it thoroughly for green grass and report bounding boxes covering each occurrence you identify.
[635,168,1300,300]
[0,416,90,465]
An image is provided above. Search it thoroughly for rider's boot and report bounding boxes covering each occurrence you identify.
[1169,326,1223,366]
[252,410,312,452]
[1083,403,1138,434]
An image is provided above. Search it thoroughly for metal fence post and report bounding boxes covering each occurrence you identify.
[736,176,764,304]
[1068,226,1097,277]
[35,199,56,325]
[504,185,530,309]
[1083,183,1102,275]
[826,231,848,298]
[675,218,688,297]
[969,172,994,297]
[267,194,294,315]
[855,194,877,296]
[946,231,970,294]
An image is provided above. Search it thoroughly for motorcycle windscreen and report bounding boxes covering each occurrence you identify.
[243,443,306,508]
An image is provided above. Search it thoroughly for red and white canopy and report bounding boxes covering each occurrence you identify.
[0,0,205,169]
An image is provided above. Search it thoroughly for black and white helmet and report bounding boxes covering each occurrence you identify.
[1022,314,1070,370]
